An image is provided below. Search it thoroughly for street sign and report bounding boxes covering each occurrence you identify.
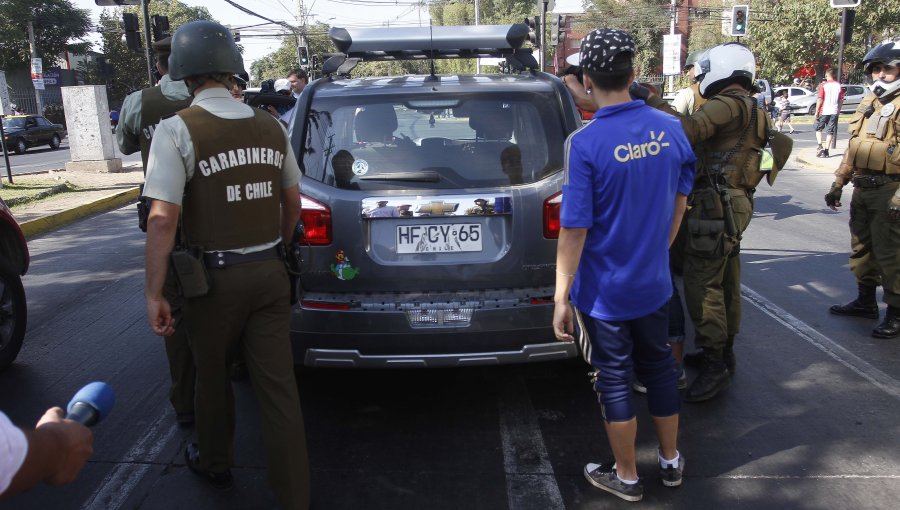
[31,57,44,90]
[662,34,682,76]
[830,0,861,7]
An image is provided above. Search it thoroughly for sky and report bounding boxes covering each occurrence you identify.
[71,0,584,68]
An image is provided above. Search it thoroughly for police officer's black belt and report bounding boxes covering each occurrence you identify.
[852,174,900,188]
[204,246,281,268]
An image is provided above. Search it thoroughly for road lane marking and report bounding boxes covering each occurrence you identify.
[80,413,178,510]
[497,376,565,510]
[742,284,900,402]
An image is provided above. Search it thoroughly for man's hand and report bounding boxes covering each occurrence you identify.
[552,301,575,342]
[889,189,900,222]
[146,295,175,336]
[628,81,651,101]
[35,408,93,486]
[825,182,844,210]
[562,74,595,112]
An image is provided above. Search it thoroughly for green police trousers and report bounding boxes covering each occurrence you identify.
[849,181,900,307]
[683,189,754,355]
[185,258,310,510]
[163,267,194,417]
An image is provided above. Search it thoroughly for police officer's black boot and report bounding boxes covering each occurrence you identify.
[830,283,879,319]
[723,335,736,375]
[684,351,731,403]
[682,348,705,369]
[872,306,900,339]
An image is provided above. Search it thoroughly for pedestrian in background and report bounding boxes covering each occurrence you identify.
[142,21,310,509]
[815,68,844,158]
[825,39,900,339]
[553,28,695,502]
[774,89,795,134]
[115,36,195,429]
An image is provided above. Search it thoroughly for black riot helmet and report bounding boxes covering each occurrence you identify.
[168,20,245,81]
[862,39,900,99]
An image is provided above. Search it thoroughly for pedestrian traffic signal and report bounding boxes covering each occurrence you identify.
[549,15,565,46]
[298,46,309,67]
[122,12,140,51]
[152,15,170,42]
[524,16,540,48]
[730,5,749,37]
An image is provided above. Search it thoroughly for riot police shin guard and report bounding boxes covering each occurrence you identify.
[830,283,879,320]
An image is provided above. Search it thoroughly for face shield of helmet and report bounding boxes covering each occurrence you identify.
[866,62,900,98]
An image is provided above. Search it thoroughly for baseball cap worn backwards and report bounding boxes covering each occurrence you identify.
[579,29,636,73]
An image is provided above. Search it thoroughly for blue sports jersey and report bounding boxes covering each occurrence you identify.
[561,100,695,321]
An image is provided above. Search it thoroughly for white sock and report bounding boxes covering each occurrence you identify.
[659,450,680,469]
[616,473,639,485]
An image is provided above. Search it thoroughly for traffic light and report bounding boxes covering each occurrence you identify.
[730,5,749,37]
[122,12,141,51]
[524,16,540,48]
[298,46,309,67]
[151,15,170,42]
[549,15,565,46]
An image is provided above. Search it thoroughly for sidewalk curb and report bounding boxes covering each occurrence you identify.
[19,187,140,239]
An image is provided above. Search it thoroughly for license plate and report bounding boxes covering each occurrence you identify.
[396,224,482,253]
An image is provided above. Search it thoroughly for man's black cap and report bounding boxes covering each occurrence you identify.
[579,28,636,74]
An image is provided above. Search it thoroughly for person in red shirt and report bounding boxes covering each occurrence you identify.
[815,68,844,157]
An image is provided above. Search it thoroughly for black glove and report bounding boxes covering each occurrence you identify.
[824,182,843,210]
[889,191,900,222]
[629,82,650,101]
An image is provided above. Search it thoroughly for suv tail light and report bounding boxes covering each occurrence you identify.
[300,195,332,245]
[543,192,562,239]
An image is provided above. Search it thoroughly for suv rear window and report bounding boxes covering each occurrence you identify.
[301,92,565,190]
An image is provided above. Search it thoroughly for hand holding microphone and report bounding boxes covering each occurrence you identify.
[1,382,114,497]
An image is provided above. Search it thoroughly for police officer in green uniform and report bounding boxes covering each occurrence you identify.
[645,43,781,402]
[117,37,195,427]
[142,21,309,509]
[825,39,900,339]
[670,50,707,116]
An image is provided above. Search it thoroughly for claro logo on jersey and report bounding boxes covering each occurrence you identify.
[613,131,671,163]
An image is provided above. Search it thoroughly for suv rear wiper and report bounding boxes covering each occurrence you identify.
[359,171,443,182]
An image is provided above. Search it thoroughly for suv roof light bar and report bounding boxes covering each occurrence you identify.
[330,24,529,54]
[323,24,538,75]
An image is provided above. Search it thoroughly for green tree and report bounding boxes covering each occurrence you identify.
[91,0,216,106]
[579,0,671,78]
[748,0,900,85]
[0,0,91,72]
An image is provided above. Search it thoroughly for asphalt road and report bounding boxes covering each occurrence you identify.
[1,154,898,509]
[0,137,142,177]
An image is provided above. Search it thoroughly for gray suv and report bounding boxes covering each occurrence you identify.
[288,24,583,367]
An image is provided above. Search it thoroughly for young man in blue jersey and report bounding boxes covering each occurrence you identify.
[552,29,696,502]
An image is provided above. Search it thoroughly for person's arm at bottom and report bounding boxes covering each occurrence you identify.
[669,193,687,247]
[3,408,93,498]
[145,200,179,337]
[553,227,588,342]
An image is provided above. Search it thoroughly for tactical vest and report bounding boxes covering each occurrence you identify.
[693,92,769,191]
[846,92,900,175]
[139,86,193,170]
[178,107,286,251]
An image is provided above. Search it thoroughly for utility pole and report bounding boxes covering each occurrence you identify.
[140,0,154,85]
[26,21,43,114]
[297,0,307,66]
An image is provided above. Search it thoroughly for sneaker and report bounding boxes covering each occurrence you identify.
[583,463,643,502]
[821,149,829,158]
[659,451,685,487]
[632,369,687,393]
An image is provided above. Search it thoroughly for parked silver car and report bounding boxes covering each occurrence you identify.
[287,25,582,368]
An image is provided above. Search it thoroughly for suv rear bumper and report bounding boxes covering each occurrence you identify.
[304,341,576,368]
